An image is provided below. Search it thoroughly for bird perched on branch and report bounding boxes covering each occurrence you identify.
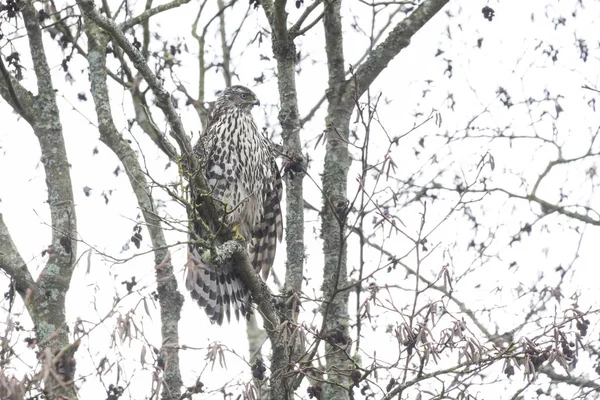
[186,85,283,325]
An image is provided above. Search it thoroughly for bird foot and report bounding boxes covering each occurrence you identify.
[231,225,245,241]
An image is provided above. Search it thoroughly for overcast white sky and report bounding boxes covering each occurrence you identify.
[1,0,600,399]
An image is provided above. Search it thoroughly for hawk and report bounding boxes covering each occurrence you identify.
[186,85,283,325]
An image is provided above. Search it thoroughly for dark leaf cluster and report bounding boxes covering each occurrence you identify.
[0,0,17,19]
[131,225,143,249]
[251,359,266,380]
[121,276,137,293]
[307,385,322,399]
[482,6,495,21]
[249,0,260,10]
[106,384,124,400]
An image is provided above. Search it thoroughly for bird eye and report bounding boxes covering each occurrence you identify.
[240,93,248,99]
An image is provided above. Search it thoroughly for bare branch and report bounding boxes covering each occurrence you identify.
[540,365,600,391]
[83,20,184,399]
[131,80,180,161]
[20,0,77,305]
[78,0,194,159]
[289,0,324,38]
[0,56,35,123]
[352,0,449,98]
[0,214,35,297]
[120,0,193,31]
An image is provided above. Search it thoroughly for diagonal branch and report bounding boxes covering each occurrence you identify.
[131,80,180,162]
[539,365,600,391]
[20,0,77,287]
[215,241,290,397]
[120,0,193,31]
[352,0,449,98]
[83,20,184,399]
[220,241,282,334]
[78,0,194,160]
[0,55,36,123]
[0,214,35,298]
[14,1,79,398]
[289,0,324,37]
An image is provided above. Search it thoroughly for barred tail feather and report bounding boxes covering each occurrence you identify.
[185,249,251,325]
[250,187,283,280]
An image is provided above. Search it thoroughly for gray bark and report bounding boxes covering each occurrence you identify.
[0,1,454,398]
[78,0,193,159]
[260,0,309,397]
[82,20,184,399]
[77,3,292,400]
[261,0,306,307]
[321,3,353,398]
[319,1,450,398]
[0,1,79,397]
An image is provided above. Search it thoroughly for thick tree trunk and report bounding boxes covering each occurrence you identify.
[261,1,306,398]
[2,9,82,400]
[261,0,306,306]
[83,20,184,400]
[321,1,354,398]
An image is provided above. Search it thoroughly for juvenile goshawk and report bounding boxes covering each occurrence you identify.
[186,85,283,325]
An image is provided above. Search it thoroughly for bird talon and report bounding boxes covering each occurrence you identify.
[221,200,232,213]
[232,225,245,241]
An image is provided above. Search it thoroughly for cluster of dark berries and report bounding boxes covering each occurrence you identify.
[283,153,304,180]
[251,359,266,380]
[131,225,143,249]
[24,337,37,348]
[482,6,495,21]
[38,9,48,22]
[132,36,141,50]
[121,277,137,293]
[186,381,204,394]
[560,339,575,360]
[527,348,549,370]
[5,52,20,68]
[503,362,515,377]
[0,0,18,18]
[307,385,322,399]
[386,378,397,393]
[350,370,361,386]
[360,383,373,396]
[320,328,352,347]
[106,384,124,400]
[576,319,590,337]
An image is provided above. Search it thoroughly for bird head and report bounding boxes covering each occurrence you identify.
[220,85,260,111]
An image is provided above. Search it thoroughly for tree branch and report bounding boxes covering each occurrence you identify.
[83,20,184,399]
[131,80,180,162]
[319,1,353,398]
[540,365,600,391]
[352,0,449,98]
[17,1,79,397]
[289,0,323,37]
[0,214,35,297]
[19,0,77,322]
[78,0,194,160]
[120,0,193,31]
[215,241,290,398]
[0,54,35,124]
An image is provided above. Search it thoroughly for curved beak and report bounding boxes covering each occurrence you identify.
[252,98,261,107]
